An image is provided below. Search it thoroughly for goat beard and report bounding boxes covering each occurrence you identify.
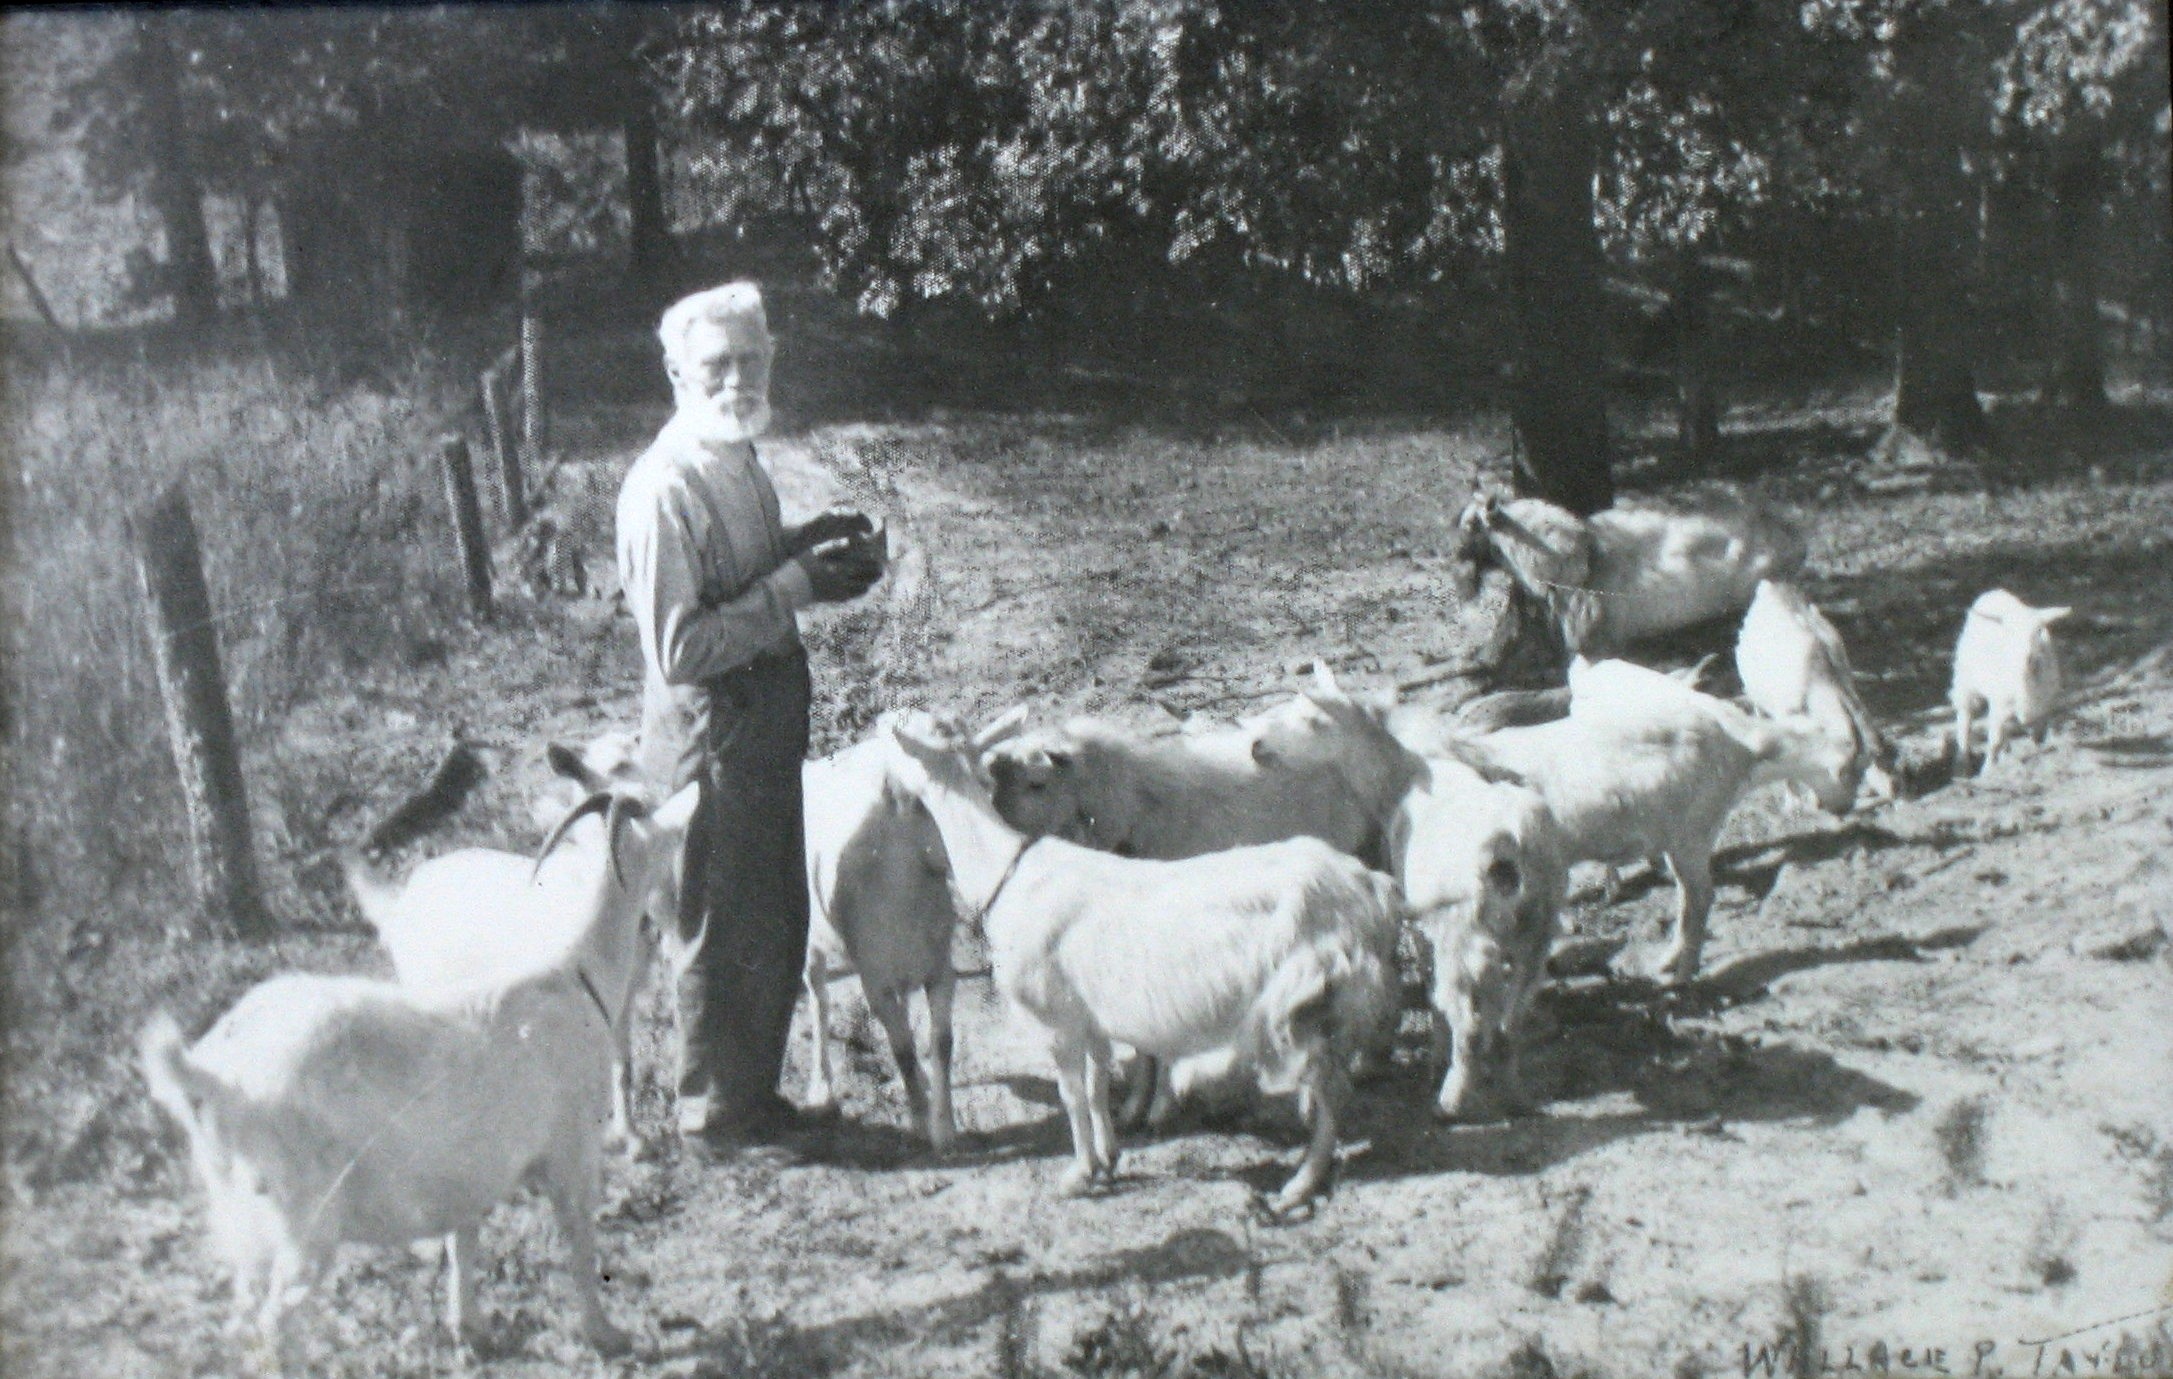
[675,387,771,444]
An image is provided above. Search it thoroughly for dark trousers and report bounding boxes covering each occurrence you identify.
[675,646,812,1131]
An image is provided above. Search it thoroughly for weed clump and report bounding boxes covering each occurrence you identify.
[1933,1095,1992,1189]
[1529,1184,1594,1299]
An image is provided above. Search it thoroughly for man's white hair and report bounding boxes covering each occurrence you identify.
[658,281,771,367]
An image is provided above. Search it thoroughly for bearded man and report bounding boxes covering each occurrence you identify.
[616,281,883,1157]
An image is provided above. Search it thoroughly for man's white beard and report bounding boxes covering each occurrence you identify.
[677,390,771,443]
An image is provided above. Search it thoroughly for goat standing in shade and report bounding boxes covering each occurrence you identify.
[1449,490,1806,661]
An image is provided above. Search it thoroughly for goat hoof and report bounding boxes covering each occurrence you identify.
[800,1098,841,1124]
[1249,1189,1318,1227]
[1057,1166,1097,1198]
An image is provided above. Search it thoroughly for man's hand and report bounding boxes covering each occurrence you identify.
[786,508,874,557]
[794,542,883,603]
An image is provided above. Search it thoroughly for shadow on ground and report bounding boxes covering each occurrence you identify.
[1812,542,2173,725]
[1322,925,1976,1188]
[649,1223,1255,1372]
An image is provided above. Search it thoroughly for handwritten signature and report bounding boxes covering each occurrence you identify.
[1736,1304,2173,1377]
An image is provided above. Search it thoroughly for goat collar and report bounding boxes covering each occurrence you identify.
[573,965,615,1032]
[973,837,1039,931]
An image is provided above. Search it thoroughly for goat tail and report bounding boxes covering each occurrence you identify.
[1252,890,1402,1097]
[139,1012,207,1137]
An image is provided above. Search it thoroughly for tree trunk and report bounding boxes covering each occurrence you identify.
[1882,171,1991,461]
[625,98,674,294]
[1675,248,1721,468]
[136,15,219,328]
[1876,24,1992,465]
[1501,87,1614,516]
[2047,143,2107,411]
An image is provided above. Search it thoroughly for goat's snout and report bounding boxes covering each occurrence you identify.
[1483,855,1522,896]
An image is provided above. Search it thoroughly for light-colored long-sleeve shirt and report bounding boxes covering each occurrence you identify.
[617,412,816,786]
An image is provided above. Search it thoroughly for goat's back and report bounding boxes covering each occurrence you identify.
[1479,709,1754,865]
[1586,501,1806,647]
[807,739,954,982]
[992,838,1399,1069]
[174,972,611,1249]
[994,719,1374,860]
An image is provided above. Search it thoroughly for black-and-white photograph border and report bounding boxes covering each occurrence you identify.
[3,4,2170,1376]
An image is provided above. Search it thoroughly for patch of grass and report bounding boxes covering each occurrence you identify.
[1933,1095,1992,1189]
[1780,1272,1829,1379]
[993,1271,1039,1379]
[1529,1184,1594,1299]
[1483,1336,1603,1379]
[1057,1298,1293,1379]
[2152,1149,2173,1225]
[1063,1300,1165,1378]
[1331,1263,1371,1333]
[2025,1202,2079,1289]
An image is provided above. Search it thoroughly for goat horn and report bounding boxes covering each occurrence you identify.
[534,791,625,884]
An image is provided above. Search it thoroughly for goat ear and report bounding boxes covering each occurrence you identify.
[972,704,1030,751]
[890,713,946,755]
[546,742,608,791]
[2037,606,2073,625]
[1310,660,1342,698]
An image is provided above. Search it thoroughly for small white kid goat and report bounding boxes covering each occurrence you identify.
[1735,579,1896,804]
[140,786,693,1363]
[886,710,1402,1219]
[1950,589,2071,779]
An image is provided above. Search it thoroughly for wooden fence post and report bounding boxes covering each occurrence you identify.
[519,305,546,485]
[439,434,493,618]
[481,355,527,529]
[132,481,270,939]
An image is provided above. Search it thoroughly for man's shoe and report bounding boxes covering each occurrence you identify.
[687,1096,829,1167]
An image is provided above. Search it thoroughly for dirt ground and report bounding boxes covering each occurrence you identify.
[7,397,2172,1378]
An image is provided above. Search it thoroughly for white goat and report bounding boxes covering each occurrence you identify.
[1736,580,1896,804]
[1449,490,1806,657]
[886,711,1403,1219]
[1431,654,1720,738]
[140,788,692,1363]
[1950,589,2072,778]
[798,707,1026,1152]
[986,666,1424,864]
[359,753,676,1156]
[1384,757,1564,1122]
[540,711,1027,1154]
[1397,658,1855,983]
[988,665,1437,1124]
